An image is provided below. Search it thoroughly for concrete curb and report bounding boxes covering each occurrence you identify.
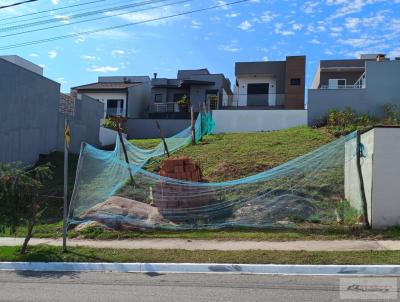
[1,262,400,276]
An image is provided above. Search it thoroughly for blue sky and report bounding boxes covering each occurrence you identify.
[1,0,400,92]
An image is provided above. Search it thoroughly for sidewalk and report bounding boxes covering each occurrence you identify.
[1,237,400,251]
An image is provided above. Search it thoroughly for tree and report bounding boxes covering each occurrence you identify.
[0,162,53,253]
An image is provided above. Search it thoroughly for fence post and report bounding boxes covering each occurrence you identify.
[191,106,196,145]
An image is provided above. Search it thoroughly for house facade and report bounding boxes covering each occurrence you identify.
[233,56,305,109]
[308,54,400,125]
[148,69,232,118]
[72,76,150,122]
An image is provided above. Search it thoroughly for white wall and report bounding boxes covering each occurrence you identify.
[99,127,127,146]
[345,127,400,229]
[212,110,308,133]
[234,76,277,106]
[78,92,127,122]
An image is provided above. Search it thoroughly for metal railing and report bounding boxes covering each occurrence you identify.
[150,102,189,113]
[222,93,286,108]
[319,83,365,89]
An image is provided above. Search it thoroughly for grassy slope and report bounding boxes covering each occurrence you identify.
[133,126,336,182]
[1,245,400,264]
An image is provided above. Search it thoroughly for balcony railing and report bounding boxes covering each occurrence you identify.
[150,102,189,113]
[319,83,365,89]
[222,93,286,108]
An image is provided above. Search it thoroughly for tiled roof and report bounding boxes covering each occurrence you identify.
[59,93,75,116]
[72,82,140,90]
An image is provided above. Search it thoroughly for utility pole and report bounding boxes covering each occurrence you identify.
[63,118,70,252]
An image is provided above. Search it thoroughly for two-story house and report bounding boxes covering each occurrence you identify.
[308,54,400,125]
[148,69,232,118]
[232,56,306,109]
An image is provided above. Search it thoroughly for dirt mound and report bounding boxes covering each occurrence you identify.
[79,196,174,230]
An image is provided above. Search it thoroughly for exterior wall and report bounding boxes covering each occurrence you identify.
[0,58,60,164]
[127,82,151,118]
[371,128,400,228]
[284,56,305,109]
[99,127,127,146]
[234,76,277,106]
[57,95,103,154]
[127,118,191,139]
[78,91,127,121]
[212,110,308,133]
[345,127,400,228]
[308,60,400,125]
[0,55,43,75]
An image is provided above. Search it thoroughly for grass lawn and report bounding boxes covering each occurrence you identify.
[140,126,336,182]
[1,245,400,264]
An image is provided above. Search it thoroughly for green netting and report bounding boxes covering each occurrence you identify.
[69,115,364,230]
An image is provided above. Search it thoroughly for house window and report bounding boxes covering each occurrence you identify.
[106,99,124,117]
[154,94,163,103]
[328,79,347,89]
[247,83,269,95]
[290,78,301,86]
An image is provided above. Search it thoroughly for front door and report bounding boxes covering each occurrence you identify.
[247,83,269,106]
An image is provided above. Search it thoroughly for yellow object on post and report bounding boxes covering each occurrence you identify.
[65,121,71,149]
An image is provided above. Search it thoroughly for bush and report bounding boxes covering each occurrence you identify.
[382,103,400,124]
[103,118,126,133]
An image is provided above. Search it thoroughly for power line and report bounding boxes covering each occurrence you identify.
[0,0,191,38]
[0,0,37,10]
[0,0,173,33]
[0,0,251,50]
[0,0,107,20]
[1,0,139,25]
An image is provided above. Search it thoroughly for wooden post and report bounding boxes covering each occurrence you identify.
[191,106,196,145]
[114,117,135,187]
[356,130,370,228]
[199,103,203,141]
[62,118,69,252]
[156,120,170,157]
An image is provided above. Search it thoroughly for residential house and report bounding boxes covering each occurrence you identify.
[0,56,60,164]
[149,69,232,118]
[71,76,151,122]
[232,56,306,109]
[308,54,400,125]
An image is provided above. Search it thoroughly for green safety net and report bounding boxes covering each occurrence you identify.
[69,115,364,230]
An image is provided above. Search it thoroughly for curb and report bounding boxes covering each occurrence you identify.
[1,262,400,276]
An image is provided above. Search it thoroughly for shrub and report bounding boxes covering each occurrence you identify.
[103,118,126,133]
[382,103,400,124]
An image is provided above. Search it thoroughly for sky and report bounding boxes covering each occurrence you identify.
[1,0,400,92]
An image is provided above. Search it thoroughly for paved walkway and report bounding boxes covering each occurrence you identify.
[1,237,400,251]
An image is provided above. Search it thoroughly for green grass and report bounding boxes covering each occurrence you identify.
[129,138,162,149]
[1,245,400,264]
[3,223,400,242]
[144,126,336,182]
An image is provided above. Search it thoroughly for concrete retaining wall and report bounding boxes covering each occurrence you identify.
[212,110,308,133]
[127,118,191,139]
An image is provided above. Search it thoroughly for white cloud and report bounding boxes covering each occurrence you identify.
[111,50,125,57]
[238,20,252,31]
[302,1,320,14]
[275,23,295,36]
[260,11,277,23]
[327,0,382,20]
[81,55,97,61]
[218,40,241,52]
[310,38,321,44]
[87,66,119,73]
[191,20,202,29]
[292,23,304,31]
[51,0,59,4]
[56,77,67,84]
[53,14,70,24]
[48,50,57,59]
[29,53,39,58]
[225,12,240,18]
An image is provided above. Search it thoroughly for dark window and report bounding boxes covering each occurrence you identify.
[247,83,269,95]
[154,94,163,103]
[290,78,301,86]
[173,93,186,102]
[106,99,123,117]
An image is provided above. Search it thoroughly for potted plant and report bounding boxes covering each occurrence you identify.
[177,95,189,112]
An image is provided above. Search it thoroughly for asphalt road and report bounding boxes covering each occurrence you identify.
[0,271,398,302]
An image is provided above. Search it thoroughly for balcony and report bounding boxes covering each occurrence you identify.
[319,84,365,89]
[149,102,190,119]
[221,93,287,109]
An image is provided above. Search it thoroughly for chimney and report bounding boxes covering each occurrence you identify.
[153,73,157,79]
[376,54,386,62]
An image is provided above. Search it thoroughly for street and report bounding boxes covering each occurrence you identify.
[0,271,398,302]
